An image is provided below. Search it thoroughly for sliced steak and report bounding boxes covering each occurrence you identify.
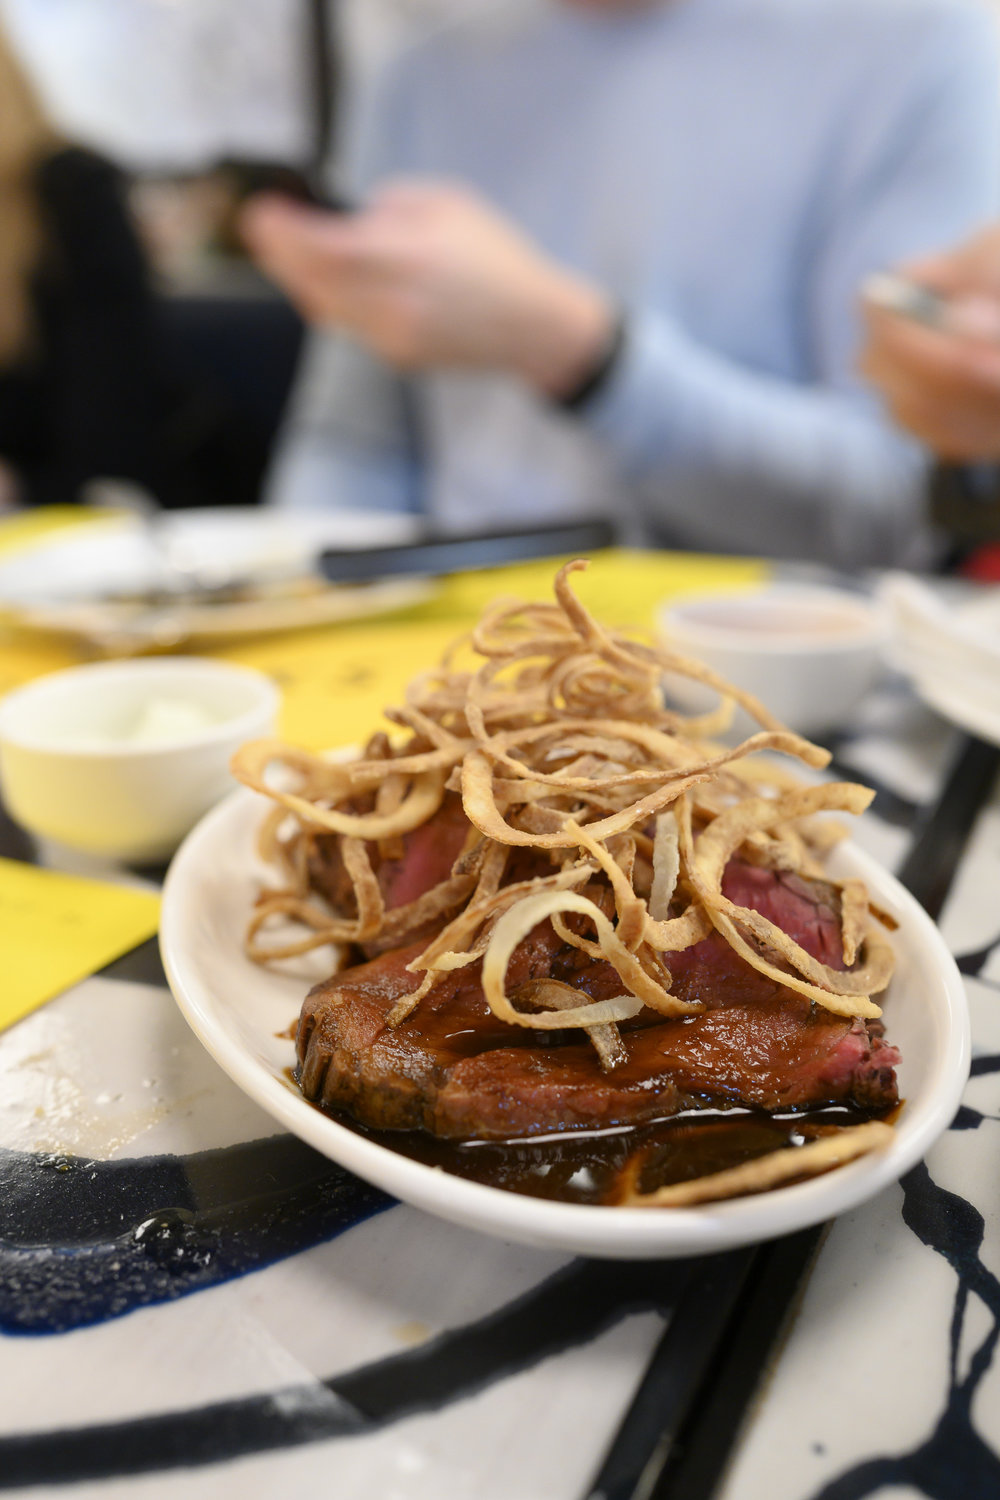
[296,861,899,1140]
[307,794,475,956]
[377,795,473,909]
[721,861,845,971]
[308,793,471,911]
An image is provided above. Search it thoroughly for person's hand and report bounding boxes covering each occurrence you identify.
[240,180,616,399]
[861,225,1000,460]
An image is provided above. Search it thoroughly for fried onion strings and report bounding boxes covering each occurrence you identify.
[233,559,897,1203]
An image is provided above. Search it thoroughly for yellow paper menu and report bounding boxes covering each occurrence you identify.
[0,857,161,1032]
[217,549,768,750]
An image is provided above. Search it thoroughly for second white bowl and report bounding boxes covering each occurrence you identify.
[658,584,888,738]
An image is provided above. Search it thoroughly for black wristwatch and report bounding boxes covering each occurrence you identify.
[555,312,628,412]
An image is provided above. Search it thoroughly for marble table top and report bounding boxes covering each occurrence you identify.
[1,667,997,1500]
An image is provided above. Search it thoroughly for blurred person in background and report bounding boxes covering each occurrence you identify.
[0,25,175,507]
[0,0,479,176]
[0,0,311,174]
[0,0,339,511]
[0,0,506,512]
[244,0,1000,570]
[861,223,1000,576]
[861,226,1000,463]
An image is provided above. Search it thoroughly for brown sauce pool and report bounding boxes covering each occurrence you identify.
[300,1087,897,1207]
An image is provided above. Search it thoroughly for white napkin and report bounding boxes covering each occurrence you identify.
[878,572,1000,706]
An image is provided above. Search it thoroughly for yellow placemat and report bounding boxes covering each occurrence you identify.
[0,531,765,1021]
[0,857,161,1032]
[0,504,115,559]
[0,524,768,749]
[430,548,767,626]
[0,506,122,693]
[217,548,768,749]
[214,617,463,749]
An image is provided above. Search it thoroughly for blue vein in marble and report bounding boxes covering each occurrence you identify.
[0,1255,685,1488]
[0,1137,391,1335]
[956,935,1000,978]
[808,1110,1000,1496]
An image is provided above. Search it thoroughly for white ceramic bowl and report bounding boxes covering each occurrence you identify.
[658,584,889,738]
[0,658,279,862]
[160,783,968,1260]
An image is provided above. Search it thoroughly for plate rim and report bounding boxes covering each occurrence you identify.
[0,508,432,643]
[885,582,1000,747]
[910,670,1000,750]
[160,786,970,1259]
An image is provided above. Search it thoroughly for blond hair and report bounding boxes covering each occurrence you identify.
[0,29,60,366]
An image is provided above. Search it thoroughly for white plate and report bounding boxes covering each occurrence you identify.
[881,574,1000,747]
[913,589,1000,747]
[160,786,969,1260]
[911,673,1000,750]
[0,509,431,645]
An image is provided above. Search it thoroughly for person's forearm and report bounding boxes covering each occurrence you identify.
[264,331,421,514]
[579,311,929,568]
[264,430,420,514]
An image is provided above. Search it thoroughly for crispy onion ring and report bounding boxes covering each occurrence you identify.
[649,811,680,922]
[233,739,446,839]
[620,1121,894,1207]
[686,785,894,999]
[677,796,883,1020]
[482,888,700,1028]
[514,979,628,1071]
[237,559,896,1097]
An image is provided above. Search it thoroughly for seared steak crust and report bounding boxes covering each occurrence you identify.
[296,861,899,1140]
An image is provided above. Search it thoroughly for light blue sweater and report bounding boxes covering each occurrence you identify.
[269,0,1000,566]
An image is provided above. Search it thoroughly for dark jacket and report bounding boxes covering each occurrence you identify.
[0,146,173,506]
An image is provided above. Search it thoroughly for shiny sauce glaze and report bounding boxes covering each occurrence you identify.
[302,1088,897,1207]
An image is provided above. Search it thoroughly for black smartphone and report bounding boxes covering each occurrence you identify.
[219,158,354,215]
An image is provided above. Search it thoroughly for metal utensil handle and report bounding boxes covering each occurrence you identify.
[317,521,618,584]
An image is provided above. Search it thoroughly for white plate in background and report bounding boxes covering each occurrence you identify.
[0,508,431,644]
[160,782,969,1261]
[880,573,1000,748]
